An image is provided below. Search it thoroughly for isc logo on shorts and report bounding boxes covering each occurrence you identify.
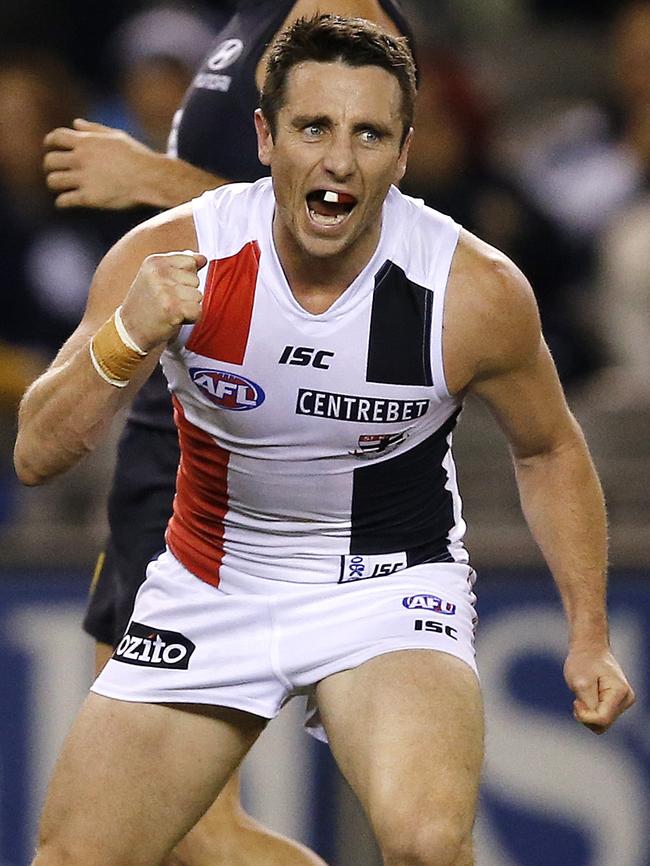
[413,620,458,640]
[114,622,196,669]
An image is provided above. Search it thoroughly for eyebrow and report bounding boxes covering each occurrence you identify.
[290,114,395,139]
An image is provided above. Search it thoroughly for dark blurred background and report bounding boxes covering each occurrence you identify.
[0,0,648,570]
[0,3,648,866]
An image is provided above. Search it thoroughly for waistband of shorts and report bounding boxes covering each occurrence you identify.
[162,541,472,596]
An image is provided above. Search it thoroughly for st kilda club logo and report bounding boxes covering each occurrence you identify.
[114,622,196,669]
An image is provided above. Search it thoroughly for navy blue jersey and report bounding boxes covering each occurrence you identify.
[173,0,415,182]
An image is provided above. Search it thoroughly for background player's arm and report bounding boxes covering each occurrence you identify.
[444,231,635,733]
[14,205,203,485]
[44,119,225,210]
[43,2,403,211]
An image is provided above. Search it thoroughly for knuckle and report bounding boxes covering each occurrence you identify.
[144,256,163,275]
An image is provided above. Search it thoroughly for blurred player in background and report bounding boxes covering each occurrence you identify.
[43,2,413,864]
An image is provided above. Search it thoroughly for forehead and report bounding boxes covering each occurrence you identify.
[281,60,403,124]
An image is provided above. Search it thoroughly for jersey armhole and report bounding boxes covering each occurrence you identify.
[430,221,461,401]
[192,191,218,265]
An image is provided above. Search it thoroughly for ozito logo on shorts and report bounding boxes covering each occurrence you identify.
[402,594,456,615]
[190,367,265,410]
[114,622,196,669]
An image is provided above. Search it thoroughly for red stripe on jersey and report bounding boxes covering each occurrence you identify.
[166,397,230,587]
[186,240,260,364]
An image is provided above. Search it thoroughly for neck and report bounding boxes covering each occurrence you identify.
[272,217,382,314]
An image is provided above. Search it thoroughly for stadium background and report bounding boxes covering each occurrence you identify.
[0,1,648,864]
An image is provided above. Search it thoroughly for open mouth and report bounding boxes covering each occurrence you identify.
[306,189,357,227]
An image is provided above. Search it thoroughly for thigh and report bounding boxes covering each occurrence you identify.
[37,692,266,866]
[315,649,483,842]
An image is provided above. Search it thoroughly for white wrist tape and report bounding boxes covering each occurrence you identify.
[114,306,147,356]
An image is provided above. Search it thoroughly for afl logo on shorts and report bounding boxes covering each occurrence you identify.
[402,594,456,615]
[207,38,244,71]
[190,367,265,411]
[114,622,196,669]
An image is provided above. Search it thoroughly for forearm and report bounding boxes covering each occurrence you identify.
[514,426,609,648]
[14,343,129,485]
[135,153,227,209]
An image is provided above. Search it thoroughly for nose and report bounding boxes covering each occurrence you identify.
[321,131,356,179]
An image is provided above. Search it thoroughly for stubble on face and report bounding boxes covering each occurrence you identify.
[260,61,410,289]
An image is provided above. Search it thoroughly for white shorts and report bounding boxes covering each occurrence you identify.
[92,549,479,741]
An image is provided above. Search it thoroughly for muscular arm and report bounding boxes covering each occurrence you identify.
[444,231,635,732]
[14,205,201,484]
[44,120,225,210]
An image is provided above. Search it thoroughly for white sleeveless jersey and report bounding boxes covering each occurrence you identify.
[161,178,468,587]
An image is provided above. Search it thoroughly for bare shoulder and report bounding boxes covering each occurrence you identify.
[443,228,542,395]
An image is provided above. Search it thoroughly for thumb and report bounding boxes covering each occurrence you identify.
[72,117,113,132]
[182,250,208,270]
[571,674,599,719]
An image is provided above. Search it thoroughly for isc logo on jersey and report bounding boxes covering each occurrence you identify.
[190,367,265,410]
[114,622,196,669]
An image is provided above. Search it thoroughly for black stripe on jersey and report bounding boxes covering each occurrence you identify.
[349,410,460,560]
[366,261,433,386]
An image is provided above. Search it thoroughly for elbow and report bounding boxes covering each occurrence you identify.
[14,448,44,486]
[13,436,51,486]
[14,427,96,485]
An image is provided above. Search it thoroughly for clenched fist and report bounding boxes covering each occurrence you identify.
[120,251,208,351]
[564,645,635,734]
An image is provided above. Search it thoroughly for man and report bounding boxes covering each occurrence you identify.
[42,3,410,864]
[17,16,634,866]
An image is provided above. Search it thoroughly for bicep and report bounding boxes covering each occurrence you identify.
[50,205,196,372]
[470,338,579,460]
[446,233,579,459]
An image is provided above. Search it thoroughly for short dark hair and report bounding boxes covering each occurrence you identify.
[260,14,417,146]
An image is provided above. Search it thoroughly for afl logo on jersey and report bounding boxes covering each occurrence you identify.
[207,38,244,71]
[190,367,265,411]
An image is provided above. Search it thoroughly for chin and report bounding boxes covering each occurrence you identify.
[295,226,352,259]
[302,236,352,260]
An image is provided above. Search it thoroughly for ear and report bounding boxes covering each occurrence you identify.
[394,127,414,184]
[255,109,273,166]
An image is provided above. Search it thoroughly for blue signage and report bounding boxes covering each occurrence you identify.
[1,571,648,866]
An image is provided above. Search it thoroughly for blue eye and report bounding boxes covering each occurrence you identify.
[304,125,322,138]
[360,129,380,143]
